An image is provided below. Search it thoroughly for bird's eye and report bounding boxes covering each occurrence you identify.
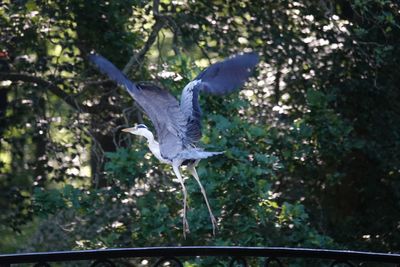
[137,124,147,129]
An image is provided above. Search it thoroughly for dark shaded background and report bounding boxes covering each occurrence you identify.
[0,0,399,264]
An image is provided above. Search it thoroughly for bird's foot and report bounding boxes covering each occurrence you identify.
[183,217,190,238]
[210,214,218,236]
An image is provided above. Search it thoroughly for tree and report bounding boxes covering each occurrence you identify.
[0,0,399,260]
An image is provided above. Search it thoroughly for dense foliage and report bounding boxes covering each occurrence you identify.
[1,0,399,264]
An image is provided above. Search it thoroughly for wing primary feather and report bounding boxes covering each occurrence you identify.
[195,52,259,94]
[88,54,139,97]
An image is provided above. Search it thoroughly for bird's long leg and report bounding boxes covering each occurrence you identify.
[187,165,218,235]
[172,162,189,237]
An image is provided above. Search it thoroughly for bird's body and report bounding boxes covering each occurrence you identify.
[90,52,259,236]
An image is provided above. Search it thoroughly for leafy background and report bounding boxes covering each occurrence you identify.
[0,0,399,266]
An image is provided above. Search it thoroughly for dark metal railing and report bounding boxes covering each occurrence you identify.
[1,246,400,266]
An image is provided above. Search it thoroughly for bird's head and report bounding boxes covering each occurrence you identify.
[122,124,149,136]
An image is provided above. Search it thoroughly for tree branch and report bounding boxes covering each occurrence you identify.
[0,72,121,114]
[122,0,166,74]
[123,21,165,74]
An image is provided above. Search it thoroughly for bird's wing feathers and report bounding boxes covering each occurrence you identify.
[88,54,138,92]
[89,54,186,160]
[180,52,259,143]
[180,80,203,143]
[195,52,259,94]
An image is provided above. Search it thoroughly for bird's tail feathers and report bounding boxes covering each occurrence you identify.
[200,151,225,159]
[177,150,224,160]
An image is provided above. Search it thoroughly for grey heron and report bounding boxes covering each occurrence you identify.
[89,52,259,236]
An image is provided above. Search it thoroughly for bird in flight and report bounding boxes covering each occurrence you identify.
[89,52,259,236]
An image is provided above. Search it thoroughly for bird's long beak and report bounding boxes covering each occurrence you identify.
[122,127,135,133]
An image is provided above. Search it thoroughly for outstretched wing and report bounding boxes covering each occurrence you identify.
[180,52,259,144]
[89,54,186,160]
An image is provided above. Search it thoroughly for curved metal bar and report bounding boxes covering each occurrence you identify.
[228,256,248,267]
[154,256,183,267]
[1,247,400,265]
[330,260,356,267]
[264,257,283,267]
[90,259,116,267]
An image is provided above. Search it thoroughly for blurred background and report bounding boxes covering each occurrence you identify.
[0,0,399,263]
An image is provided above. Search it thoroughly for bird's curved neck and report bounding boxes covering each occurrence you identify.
[141,130,170,164]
